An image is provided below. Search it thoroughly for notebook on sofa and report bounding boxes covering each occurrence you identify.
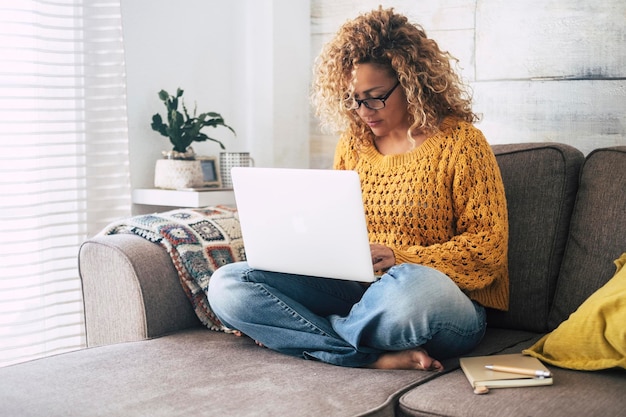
[230,167,378,282]
[460,353,553,390]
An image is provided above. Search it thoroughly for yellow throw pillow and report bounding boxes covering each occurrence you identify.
[523,253,626,370]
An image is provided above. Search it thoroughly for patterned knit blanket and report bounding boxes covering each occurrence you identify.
[100,205,245,332]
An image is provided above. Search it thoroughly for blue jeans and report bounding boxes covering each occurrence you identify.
[207,262,486,367]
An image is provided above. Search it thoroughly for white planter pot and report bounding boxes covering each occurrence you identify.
[154,159,204,189]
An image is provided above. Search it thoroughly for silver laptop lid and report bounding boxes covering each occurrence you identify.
[231,167,377,282]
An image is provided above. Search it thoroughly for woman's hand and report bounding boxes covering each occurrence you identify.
[370,243,396,271]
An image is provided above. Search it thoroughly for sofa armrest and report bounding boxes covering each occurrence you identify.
[78,234,201,347]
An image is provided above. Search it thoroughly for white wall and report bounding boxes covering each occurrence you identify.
[121,0,310,211]
[123,1,626,192]
[310,0,626,168]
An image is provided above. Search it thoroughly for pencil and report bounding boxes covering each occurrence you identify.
[484,364,551,378]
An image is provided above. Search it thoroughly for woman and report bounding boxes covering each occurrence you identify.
[208,7,509,371]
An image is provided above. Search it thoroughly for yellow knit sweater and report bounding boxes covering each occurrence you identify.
[333,118,509,311]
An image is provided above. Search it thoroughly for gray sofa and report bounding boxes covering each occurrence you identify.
[1,142,625,417]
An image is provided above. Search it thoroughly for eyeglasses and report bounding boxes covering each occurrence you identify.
[344,81,400,110]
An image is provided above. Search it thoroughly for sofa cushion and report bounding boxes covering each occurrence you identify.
[397,342,626,417]
[549,146,626,329]
[488,143,583,332]
[0,328,443,417]
[524,252,626,370]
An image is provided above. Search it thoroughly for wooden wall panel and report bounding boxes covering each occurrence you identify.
[472,80,626,155]
[310,0,626,169]
[311,0,477,79]
[476,0,626,80]
[312,0,475,34]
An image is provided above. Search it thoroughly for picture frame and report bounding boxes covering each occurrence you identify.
[196,156,221,187]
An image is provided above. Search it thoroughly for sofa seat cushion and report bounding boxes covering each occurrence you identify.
[0,328,444,417]
[397,341,626,417]
[524,252,626,370]
[398,362,626,417]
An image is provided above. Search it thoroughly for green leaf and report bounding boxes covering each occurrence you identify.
[173,111,184,129]
[151,113,163,126]
[169,96,178,112]
[182,100,191,120]
[152,87,235,151]
[150,114,168,136]
[207,136,227,150]
[158,90,169,101]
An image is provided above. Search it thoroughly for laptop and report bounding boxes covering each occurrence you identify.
[230,167,378,282]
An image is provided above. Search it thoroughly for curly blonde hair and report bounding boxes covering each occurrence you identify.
[312,7,477,147]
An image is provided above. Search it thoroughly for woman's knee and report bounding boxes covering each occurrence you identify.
[383,264,456,304]
[374,264,478,328]
[207,261,251,323]
[209,261,244,293]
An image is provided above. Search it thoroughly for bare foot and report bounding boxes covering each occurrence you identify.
[367,349,444,371]
[232,330,265,348]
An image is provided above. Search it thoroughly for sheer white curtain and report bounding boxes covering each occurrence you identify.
[0,0,131,367]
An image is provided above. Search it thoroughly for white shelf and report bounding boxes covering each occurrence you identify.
[132,188,236,208]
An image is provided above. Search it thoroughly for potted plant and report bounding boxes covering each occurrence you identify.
[151,88,235,159]
[151,88,237,189]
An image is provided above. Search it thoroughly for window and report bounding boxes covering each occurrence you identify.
[0,0,131,367]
